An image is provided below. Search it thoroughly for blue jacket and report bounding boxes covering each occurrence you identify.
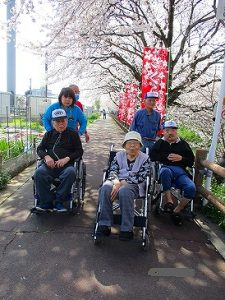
[42,102,87,135]
[130,108,161,139]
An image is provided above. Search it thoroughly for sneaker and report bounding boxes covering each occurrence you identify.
[36,203,53,212]
[96,225,111,237]
[54,202,67,212]
[119,231,134,241]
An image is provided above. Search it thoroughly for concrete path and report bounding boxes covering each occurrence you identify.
[0,116,225,300]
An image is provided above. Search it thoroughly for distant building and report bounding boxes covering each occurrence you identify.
[25,87,57,98]
[25,87,57,119]
[0,92,11,120]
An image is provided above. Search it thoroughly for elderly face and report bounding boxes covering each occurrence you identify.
[145,98,156,110]
[163,128,178,143]
[53,118,68,133]
[124,139,141,156]
[71,85,80,94]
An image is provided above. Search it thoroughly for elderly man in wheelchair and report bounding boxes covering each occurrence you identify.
[150,120,196,226]
[95,131,151,241]
[33,108,83,212]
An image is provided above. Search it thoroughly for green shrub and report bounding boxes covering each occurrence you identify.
[0,139,24,160]
[87,112,101,125]
[203,179,225,230]
[0,171,11,189]
[178,126,202,144]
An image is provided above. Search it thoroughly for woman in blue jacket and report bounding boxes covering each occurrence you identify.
[42,87,87,135]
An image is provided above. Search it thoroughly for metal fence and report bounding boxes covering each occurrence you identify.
[0,106,41,162]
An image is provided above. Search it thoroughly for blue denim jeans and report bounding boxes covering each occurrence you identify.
[160,165,196,199]
[34,163,76,205]
[98,180,139,231]
[141,139,155,154]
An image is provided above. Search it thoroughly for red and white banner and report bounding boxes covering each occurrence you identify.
[125,83,138,125]
[117,92,127,122]
[141,47,169,120]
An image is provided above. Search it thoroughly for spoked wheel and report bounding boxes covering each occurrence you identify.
[78,163,86,202]
[81,163,86,200]
[93,224,102,246]
[154,203,161,215]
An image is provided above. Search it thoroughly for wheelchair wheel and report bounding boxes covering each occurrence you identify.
[78,162,86,201]
[93,237,102,245]
[81,163,86,200]
[149,164,156,196]
[141,233,150,251]
[154,201,162,216]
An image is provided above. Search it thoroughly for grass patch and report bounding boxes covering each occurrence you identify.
[0,119,43,132]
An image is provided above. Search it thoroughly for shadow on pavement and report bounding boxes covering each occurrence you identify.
[0,117,225,299]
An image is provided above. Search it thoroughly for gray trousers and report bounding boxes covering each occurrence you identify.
[34,163,76,205]
[98,180,139,231]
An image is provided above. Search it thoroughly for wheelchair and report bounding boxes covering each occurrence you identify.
[93,145,151,250]
[151,162,195,224]
[31,157,86,214]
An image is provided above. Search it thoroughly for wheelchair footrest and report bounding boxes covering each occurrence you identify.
[113,214,147,227]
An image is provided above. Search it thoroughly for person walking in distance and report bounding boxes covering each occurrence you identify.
[102,109,106,119]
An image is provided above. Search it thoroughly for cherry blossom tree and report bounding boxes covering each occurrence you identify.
[5,0,225,106]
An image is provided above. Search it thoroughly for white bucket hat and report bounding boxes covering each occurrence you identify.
[122,131,143,147]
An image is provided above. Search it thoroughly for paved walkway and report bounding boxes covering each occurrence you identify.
[0,116,225,300]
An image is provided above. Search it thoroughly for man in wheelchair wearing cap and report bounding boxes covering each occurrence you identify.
[150,120,196,225]
[34,108,83,212]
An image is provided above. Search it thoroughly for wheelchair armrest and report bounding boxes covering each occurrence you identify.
[74,157,82,162]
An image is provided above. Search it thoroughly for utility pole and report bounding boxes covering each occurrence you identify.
[6,0,16,106]
[204,2,225,204]
[45,51,48,100]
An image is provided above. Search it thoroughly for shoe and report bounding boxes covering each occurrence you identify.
[54,202,67,212]
[96,225,111,237]
[171,212,183,226]
[119,231,134,241]
[36,203,53,212]
[163,202,175,213]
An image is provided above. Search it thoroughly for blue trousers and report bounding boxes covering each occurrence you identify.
[160,165,196,199]
[34,163,76,205]
[141,139,155,154]
[98,181,139,231]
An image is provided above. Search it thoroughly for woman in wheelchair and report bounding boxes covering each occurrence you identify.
[96,131,151,241]
[34,108,83,212]
[150,120,196,225]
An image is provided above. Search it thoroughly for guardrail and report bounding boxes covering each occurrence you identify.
[195,149,225,215]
